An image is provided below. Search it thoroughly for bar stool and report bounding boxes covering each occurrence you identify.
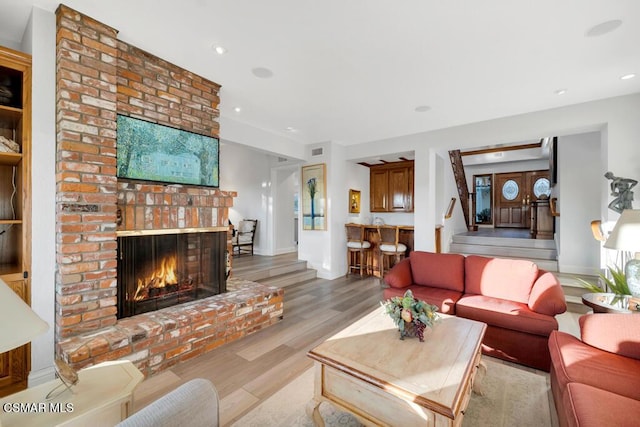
[345,224,372,277]
[377,225,407,276]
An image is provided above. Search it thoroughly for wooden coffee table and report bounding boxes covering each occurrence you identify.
[307,309,486,427]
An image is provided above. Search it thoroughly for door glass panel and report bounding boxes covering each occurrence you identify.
[533,177,551,198]
[502,179,519,201]
[474,175,492,224]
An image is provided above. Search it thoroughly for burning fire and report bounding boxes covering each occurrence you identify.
[134,255,179,301]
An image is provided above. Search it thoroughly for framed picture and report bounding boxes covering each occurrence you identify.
[301,163,327,230]
[349,189,361,214]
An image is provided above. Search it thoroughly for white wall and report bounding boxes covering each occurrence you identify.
[557,132,602,274]
[297,143,333,278]
[272,165,298,255]
[345,163,370,225]
[220,115,305,161]
[22,7,56,385]
[219,142,271,255]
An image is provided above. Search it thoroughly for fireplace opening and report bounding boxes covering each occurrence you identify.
[117,231,227,319]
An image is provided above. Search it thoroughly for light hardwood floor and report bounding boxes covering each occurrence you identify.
[133,254,582,426]
[133,255,385,425]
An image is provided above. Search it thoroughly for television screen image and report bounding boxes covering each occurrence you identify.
[116,115,219,187]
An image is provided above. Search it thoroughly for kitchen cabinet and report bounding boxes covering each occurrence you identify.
[369,160,414,212]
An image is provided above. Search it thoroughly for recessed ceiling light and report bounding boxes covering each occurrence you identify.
[233,106,242,113]
[252,67,274,78]
[414,105,431,112]
[621,73,636,80]
[554,89,568,95]
[212,45,227,55]
[586,19,622,37]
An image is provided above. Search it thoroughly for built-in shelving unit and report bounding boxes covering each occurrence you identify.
[0,45,32,397]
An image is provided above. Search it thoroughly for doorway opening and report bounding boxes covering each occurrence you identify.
[494,170,550,229]
[473,174,492,225]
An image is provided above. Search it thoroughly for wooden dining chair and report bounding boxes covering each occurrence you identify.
[377,225,407,276]
[345,224,372,277]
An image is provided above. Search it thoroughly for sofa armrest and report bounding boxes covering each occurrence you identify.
[116,378,219,427]
[580,313,640,360]
[528,270,567,316]
[383,258,413,288]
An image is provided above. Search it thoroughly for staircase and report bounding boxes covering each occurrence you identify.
[450,233,558,271]
[448,149,472,229]
[231,253,317,288]
[555,272,597,314]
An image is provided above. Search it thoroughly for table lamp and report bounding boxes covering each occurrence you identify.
[604,209,640,297]
[0,277,48,355]
[0,278,48,427]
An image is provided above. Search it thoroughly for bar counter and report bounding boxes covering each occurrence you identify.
[345,223,414,277]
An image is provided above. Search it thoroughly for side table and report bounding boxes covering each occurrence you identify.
[581,292,640,314]
[0,360,143,427]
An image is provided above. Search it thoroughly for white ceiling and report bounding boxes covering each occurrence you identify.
[1,0,639,148]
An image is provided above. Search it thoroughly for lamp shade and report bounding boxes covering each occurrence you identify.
[604,209,640,252]
[0,278,49,353]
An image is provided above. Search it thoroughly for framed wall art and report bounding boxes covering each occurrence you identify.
[349,189,361,214]
[301,163,327,230]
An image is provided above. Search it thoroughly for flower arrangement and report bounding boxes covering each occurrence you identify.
[381,289,439,342]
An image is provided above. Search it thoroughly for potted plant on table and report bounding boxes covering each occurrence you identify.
[578,266,630,295]
[381,290,439,342]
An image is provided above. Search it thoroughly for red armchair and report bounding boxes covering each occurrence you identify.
[548,313,640,427]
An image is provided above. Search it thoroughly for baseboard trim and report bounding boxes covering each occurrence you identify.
[274,246,297,255]
[558,264,600,276]
[28,365,56,387]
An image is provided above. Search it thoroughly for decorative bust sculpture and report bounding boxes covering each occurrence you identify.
[604,171,638,213]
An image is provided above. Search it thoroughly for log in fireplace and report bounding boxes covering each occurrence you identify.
[117,229,227,318]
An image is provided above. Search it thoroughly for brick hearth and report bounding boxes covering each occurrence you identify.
[58,279,283,375]
[54,5,282,374]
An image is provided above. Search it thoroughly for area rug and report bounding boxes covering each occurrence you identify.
[232,357,554,427]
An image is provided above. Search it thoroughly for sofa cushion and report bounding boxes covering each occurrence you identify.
[528,270,567,316]
[562,383,640,427]
[409,251,465,292]
[548,330,640,400]
[580,313,640,360]
[464,255,539,304]
[383,285,460,315]
[383,258,412,289]
[456,294,558,336]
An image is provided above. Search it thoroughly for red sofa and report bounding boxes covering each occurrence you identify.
[548,314,640,427]
[383,251,567,371]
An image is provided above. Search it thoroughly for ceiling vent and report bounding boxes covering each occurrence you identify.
[311,147,323,156]
[278,157,288,162]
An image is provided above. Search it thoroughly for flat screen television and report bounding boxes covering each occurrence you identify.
[116,115,219,187]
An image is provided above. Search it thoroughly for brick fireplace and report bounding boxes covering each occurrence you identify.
[54,6,283,375]
[116,230,228,318]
